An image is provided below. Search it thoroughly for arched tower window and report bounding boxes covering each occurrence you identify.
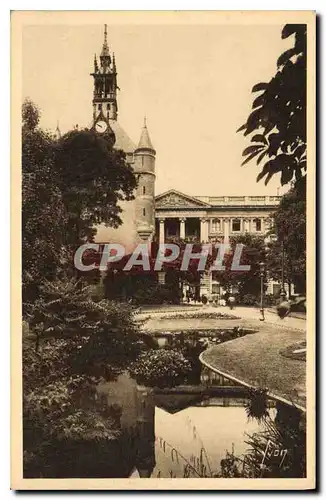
[143,186,146,195]
[143,208,146,216]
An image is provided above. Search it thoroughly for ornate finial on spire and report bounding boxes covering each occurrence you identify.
[100,23,110,62]
[94,53,98,72]
[136,117,155,152]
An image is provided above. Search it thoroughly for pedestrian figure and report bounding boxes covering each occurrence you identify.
[228,295,235,310]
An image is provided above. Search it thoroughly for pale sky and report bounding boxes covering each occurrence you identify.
[22,22,293,197]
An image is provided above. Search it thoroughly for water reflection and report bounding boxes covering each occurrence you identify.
[152,406,264,478]
[97,372,270,478]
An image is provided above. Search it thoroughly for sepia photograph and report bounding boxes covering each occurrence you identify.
[11,10,315,490]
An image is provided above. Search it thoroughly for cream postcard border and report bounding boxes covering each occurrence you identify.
[11,10,316,490]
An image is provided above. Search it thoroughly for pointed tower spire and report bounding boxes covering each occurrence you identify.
[136,117,155,152]
[101,23,110,59]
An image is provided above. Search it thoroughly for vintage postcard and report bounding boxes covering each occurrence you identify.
[11,10,316,490]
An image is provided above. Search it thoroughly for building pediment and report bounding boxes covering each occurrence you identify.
[155,190,210,209]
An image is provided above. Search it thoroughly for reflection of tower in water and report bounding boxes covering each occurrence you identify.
[134,385,156,477]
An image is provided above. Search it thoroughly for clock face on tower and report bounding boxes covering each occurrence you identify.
[95,120,108,134]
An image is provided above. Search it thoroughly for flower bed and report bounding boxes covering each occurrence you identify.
[279,341,306,361]
[150,327,256,341]
[161,312,240,320]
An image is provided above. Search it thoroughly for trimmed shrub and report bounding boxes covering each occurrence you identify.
[240,294,258,306]
[128,349,192,388]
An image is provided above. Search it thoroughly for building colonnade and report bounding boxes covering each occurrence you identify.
[157,216,271,244]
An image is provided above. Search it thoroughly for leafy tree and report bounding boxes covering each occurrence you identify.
[27,279,143,370]
[214,233,267,298]
[54,129,137,245]
[23,278,144,477]
[238,25,307,186]
[266,178,306,293]
[22,99,140,477]
[22,100,67,305]
[22,99,138,302]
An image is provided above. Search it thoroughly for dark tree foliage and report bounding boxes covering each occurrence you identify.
[266,177,306,293]
[213,233,267,298]
[22,98,138,302]
[23,279,143,477]
[54,129,137,245]
[238,25,307,186]
[22,99,141,477]
[22,100,67,305]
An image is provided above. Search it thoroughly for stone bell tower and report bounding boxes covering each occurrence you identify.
[91,24,118,123]
[134,118,156,241]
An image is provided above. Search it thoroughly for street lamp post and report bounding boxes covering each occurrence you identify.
[259,261,265,322]
[280,240,286,302]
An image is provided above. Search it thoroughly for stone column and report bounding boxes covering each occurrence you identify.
[200,218,209,243]
[179,218,186,239]
[250,218,255,234]
[159,218,165,244]
[223,218,230,244]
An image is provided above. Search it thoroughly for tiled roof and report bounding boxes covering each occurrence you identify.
[109,120,136,154]
[136,122,155,151]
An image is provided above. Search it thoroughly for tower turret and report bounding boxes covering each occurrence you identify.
[134,118,156,241]
[91,24,118,122]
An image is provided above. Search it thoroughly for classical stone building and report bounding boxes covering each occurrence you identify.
[154,190,279,245]
[154,190,282,297]
[91,26,282,298]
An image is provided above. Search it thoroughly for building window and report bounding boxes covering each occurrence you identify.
[211,218,221,233]
[98,104,101,110]
[254,218,262,231]
[232,218,241,232]
[143,186,146,195]
[143,208,146,216]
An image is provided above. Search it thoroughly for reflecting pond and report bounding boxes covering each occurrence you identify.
[97,372,271,478]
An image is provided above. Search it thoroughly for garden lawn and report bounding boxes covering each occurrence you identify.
[201,322,306,410]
